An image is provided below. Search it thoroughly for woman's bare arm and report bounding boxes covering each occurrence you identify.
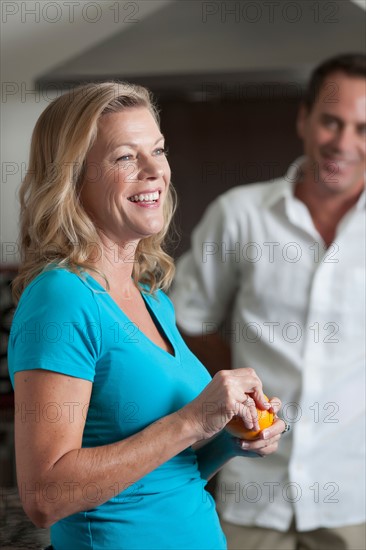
[14,370,196,528]
[15,366,268,528]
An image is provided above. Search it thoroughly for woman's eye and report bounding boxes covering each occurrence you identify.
[117,154,134,162]
[154,147,168,156]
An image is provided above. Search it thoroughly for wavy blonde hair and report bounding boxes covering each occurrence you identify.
[12,82,177,303]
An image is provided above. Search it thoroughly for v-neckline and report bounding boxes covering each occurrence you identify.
[83,272,178,360]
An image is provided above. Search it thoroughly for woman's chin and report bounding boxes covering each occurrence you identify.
[143,218,165,237]
[131,220,165,240]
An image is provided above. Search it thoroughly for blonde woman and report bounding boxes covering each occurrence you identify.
[8,82,285,550]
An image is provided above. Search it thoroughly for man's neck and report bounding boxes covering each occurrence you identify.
[294,175,364,247]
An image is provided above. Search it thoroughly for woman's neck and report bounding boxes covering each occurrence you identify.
[87,234,139,296]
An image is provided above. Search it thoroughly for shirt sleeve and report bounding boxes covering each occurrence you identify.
[171,195,242,335]
[8,269,100,386]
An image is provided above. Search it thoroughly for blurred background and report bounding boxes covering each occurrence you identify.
[1,1,365,547]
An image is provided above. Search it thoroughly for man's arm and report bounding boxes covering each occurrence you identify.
[179,330,232,376]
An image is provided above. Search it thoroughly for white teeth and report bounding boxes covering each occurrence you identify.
[129,191,159,202]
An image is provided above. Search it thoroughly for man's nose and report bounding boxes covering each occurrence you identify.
[332,125,356,153]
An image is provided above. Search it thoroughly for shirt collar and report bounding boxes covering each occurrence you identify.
[355,187,366,210]
[263,157,305,209]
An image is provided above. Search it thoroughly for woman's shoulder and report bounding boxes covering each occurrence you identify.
[17,266,98,313]
[23,266,89,293]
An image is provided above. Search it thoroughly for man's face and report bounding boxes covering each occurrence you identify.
[297,72,366,195]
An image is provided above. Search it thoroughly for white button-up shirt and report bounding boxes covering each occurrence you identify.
[171,160,366,531]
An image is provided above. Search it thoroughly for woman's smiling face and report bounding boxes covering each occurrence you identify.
[81,107,171,247]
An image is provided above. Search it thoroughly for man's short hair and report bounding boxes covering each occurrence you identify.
[304,53,366,111]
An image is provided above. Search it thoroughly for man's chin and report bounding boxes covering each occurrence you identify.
[318,173,363,195]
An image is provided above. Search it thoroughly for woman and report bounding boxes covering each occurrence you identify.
[8,82,286,550]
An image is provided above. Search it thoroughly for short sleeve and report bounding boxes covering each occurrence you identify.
[171,195,242,334]
[8,269,100,386]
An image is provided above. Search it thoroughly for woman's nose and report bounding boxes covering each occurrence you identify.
[138,156,164,180]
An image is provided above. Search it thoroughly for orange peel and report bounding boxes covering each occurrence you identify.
[226,394,274,440]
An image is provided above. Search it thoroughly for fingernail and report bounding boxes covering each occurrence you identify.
[241,442,250,448]
[262,430,270,439]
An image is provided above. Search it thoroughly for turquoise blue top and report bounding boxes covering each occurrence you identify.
[8,268,227,550]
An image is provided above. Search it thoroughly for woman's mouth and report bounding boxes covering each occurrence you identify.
[128,190,160,204]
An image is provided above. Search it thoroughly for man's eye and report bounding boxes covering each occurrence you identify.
[322,118,339,130]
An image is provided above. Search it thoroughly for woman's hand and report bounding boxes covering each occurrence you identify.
[178,368,271,441]
[235,398,285,457]
[193,397,284,479]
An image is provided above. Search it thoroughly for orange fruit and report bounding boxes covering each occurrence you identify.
[225,394,274,440]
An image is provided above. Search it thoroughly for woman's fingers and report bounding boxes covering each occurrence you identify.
[243,434,281,450]
[223,368,266,431]
[261,416,286,438]
[232,390,281,433]
[256,416,286,440]
[257,441,281,456]
[237,416,287,456]
[180,367,277,441]
[268,397,282,415]
[229,368,272,413]
[229,368,264,393]
[238,433,281,455]
[237,396,259,431]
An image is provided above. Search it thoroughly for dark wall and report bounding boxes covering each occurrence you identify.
[159,97,303,259]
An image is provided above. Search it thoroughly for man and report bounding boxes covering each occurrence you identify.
[171,54,366,550]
